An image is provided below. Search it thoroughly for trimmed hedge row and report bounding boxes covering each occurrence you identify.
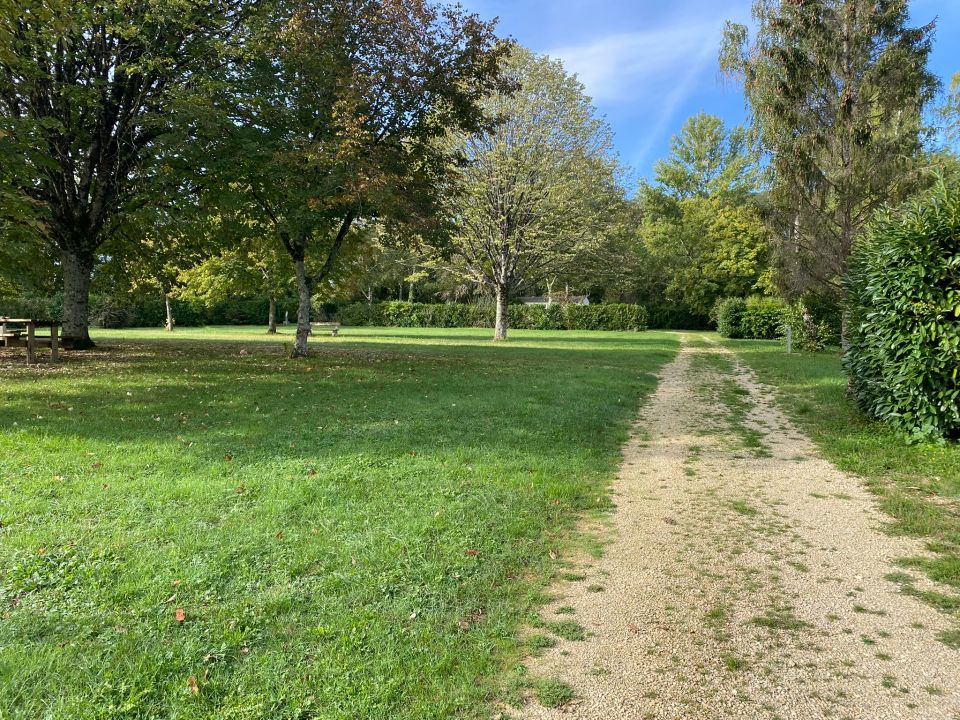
[0,295,329,328]
[845,179,960,441]
[644,302,711,330]
[714,296,790,340]
[338,301,649,331]
[1,296,654,332]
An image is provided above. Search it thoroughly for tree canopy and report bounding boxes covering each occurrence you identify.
[204,0,508,355]
[721,0,939,305]
[0,0,243,345]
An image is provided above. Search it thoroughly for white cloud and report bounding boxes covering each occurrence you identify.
[546,19,728,166]
[549,24,716,101]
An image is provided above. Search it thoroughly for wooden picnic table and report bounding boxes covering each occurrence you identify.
[0,317,60,363]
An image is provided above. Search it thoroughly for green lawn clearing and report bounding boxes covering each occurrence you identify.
[0,326,676,719]
[723,338,960,601]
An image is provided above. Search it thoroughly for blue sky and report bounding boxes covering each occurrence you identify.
[461,0,960,185]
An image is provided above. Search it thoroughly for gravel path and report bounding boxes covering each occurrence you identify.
[514,336,960,720]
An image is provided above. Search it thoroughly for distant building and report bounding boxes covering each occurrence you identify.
[518,294,590,306]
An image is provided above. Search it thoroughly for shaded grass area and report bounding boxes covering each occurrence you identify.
[0,326,676,719]
[722,338,960,596]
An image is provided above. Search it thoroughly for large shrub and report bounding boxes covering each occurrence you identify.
[740,296,789,340]
[845,179,960,441]
[714,296,788,340]
[0,294,64,321]
[714,297,747,338]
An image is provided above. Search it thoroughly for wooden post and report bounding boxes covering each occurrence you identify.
[50,322,59,362]
[26,321,36,364]
[785,326,793,355]
[1,320,6,348]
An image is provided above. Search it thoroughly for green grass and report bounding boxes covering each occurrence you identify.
[721,652,748,671]
[545,619,586,642]
[533,678,575,708]
[0,325,677,719]
[750,606,810,632]
[722,338,960,597]
[729,500,759,517]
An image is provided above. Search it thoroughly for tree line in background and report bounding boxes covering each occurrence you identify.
[1,0,958,437]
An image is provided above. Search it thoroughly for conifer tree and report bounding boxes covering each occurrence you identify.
[721,1,939,311]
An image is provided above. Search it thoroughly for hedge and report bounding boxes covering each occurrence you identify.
[644,302,710,330]
[0,295,324,328]
[714,296,790,340]
[845,179,960,441]
[0,296,650,332]
[337,301,649,331]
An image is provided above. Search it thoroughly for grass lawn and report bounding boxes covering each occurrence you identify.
[723,338,960,602]
[0,326,677,719]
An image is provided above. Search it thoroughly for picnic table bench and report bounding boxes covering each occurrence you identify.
[0,318,60,363]
[311,321,341,337]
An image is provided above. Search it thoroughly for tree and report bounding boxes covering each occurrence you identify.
[646,112,757,204]
[635,114,768,316]
[444,47,620,340]
[0,0,241,347]
[208,0,506,356]
[640,197,769,316]
[720,0,939,311]
[179,235,294,333]
[943,71,960,142]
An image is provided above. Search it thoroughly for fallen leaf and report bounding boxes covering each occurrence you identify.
[549,551,558,560]
[464,549,479,557]
[224,454,233,461]
[187,676,199,695]
[172,579,182,587]
[627,623,640,634]
[175,608,186,623]
[275,531,284,540]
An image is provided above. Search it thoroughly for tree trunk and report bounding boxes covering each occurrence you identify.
[293,260,312,357]
[164,294,174,331]
[62,249,95,349]
[841,308,851,355]
[494,286,509,341]
[267,298,277,334]
[409,282,415,303]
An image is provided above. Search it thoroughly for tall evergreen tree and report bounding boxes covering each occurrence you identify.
[720,0,939,310]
